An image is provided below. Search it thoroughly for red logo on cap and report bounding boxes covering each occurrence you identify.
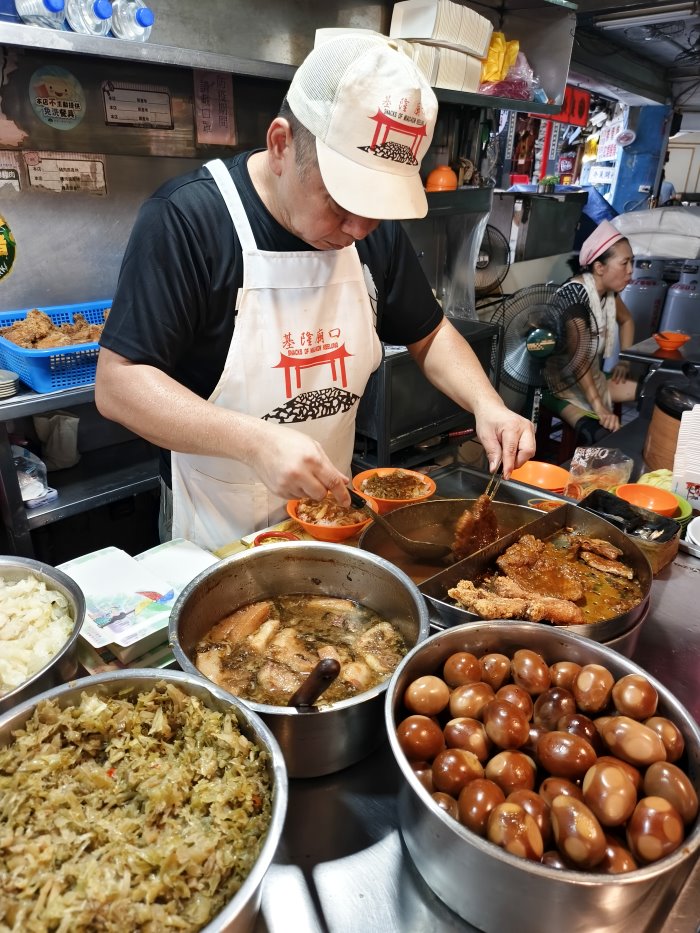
[359,109,428,166]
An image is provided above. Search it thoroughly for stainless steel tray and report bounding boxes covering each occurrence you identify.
[419,503,653,642]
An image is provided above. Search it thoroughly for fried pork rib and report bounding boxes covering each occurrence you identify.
[579,551,634,579]
[447,580,528,620]
[448,579,583,625]
[496,534,584,602]
[568,535,623,561]
[452,494,499,560]
[492,576,584,624]
[495,534,544,570]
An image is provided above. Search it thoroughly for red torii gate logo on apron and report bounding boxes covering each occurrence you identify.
[367,110,427,164]
[273,344,353,398]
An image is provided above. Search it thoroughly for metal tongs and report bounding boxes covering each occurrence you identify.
[485,460,504,501]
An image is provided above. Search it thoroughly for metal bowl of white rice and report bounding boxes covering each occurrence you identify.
[0,555,85,714]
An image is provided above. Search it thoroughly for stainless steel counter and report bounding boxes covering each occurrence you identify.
[255,466,700,933]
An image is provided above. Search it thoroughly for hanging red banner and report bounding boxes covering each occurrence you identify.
[532,85,591,126]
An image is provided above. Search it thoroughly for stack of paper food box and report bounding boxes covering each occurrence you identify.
[672,405,700,511]
[390,0,492,91]
[58,538,219,674]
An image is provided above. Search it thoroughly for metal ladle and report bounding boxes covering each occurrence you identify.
[348,488,453,561]
[288,658,341,711]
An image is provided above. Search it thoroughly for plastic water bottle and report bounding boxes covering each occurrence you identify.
[65,0,112,35]
[15,0,65,28]
[110,0,153,41]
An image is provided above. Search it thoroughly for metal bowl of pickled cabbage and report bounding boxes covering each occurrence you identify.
[0,555,85,715]
[170,541,431,778]
[0,668,287,933]
[386,622,700,933]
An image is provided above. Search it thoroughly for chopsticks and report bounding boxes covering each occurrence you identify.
[485,461,504,501]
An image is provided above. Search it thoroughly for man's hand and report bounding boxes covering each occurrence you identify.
[247,423,351,506]
[473,402,536,478]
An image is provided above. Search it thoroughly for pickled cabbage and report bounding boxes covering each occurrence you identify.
[0,682,272,932]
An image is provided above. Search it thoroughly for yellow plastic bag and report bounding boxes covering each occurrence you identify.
[481,32,519,83]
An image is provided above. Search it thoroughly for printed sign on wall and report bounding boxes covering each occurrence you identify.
[193,70,237,147]
[102,80,173,129]
[24,151,106,195]
[29,66,86,131]
[0,151,20,191]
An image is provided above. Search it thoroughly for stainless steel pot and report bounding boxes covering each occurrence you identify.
[0,555,86,714]
[0,668,288,933]
[419,503,653,649]
[170,541,431,778]
[385,622,700,933]
[358,498,541,585]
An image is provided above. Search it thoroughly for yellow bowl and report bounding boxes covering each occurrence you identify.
[615,483,680,517]
[509,460,570,491]
[352,468,437,514]
[286,493,378,542]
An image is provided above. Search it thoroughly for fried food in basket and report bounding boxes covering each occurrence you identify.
[1,308,108,349]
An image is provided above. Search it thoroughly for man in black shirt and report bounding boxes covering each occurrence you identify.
[96,33,535,549]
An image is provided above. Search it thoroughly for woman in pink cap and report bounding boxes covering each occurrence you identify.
[548,220,638,442]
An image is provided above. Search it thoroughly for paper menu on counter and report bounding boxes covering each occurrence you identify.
[58,539,218,652]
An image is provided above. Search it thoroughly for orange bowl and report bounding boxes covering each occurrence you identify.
[615,483,679,517]
[352,468,437,514]
[286,492,378,542]
[653,331,691,350]
[509,460,571,491]
[425,165,458,192]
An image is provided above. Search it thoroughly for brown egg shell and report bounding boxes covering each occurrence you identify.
[536,730,598,781]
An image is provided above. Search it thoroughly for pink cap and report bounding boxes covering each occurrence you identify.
[579,220,625,267]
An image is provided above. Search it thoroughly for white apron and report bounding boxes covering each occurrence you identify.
[171,159,382,551]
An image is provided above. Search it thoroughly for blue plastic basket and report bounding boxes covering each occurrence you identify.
[0,300,111,393]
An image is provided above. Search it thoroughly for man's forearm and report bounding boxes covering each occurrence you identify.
[95,348,265,463]
[407,318,503,415]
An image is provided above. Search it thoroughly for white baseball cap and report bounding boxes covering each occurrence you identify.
[287,33,438,220]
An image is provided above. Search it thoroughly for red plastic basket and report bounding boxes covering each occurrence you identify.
[0,300,111,393]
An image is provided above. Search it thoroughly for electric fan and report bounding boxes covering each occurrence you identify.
[475,225,511,298]
[490,282,599,424]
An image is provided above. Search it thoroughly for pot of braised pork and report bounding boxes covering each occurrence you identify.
[169,541,431,778]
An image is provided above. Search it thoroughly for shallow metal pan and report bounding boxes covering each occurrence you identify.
[419,503,653,643]
[357,498,541,585]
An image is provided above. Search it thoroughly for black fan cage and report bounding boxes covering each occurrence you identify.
[493,284,599,395]
[475,225,511,297]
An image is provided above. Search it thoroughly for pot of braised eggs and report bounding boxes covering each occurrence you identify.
[386,621,699,933]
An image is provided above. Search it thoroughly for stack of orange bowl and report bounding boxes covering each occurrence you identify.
[352,467,437,514]
[509,460,570,494]
[615,483,680,518]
